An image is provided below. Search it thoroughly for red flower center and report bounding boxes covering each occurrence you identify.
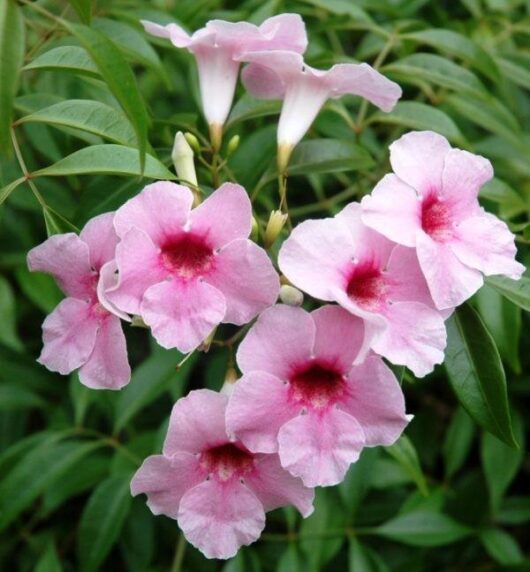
[421,194,453,241]
[161,234,214,279]
[346,263,388,311]
[289,361,346,409]
[200,443,254,482]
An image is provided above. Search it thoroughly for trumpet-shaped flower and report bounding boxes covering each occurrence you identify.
[142,14,307,143]
[106,182,279,352]
[226,305,409,487]
[278,204,446,377]
[27,213,131,390]
[361,131,525,309]
[239,51,401,168]
[131,389,314,559]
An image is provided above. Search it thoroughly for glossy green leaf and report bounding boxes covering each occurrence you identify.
[15,266,62,314]
[487,275,530,312]
[496,54,530,91]
[35,540,62,572]
[18,100,136,146]
[62,21,149,172]
[0,0,25,152]
[480,177,527,219]
[373,511,471,546]
[0,176,25,206]
[385,435,428,496]
[0,276,22,351]
[33,145,175,180]
[43,206,80,237]
[339,448,379,515]
[67,0,92,24]
[445,304,517,448]
[78,475,132,572]
[300,0,372,22]
[479,528,524,565]
[226,94,281,129]
[443,406,475,479]
[370,102,464,143]
[23,46,99,78]
[497,497,530,525]
[348,538,389,572]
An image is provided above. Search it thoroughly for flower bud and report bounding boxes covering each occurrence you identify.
[264,210,288,249]
[279,284,304,307]
[184,132,201,153]
[220,366,239,396]
[226,134,240,156]
[172,131,198,187]
[131,315,148,328]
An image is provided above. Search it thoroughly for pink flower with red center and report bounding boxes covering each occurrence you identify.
[141,14,307,143]
[278,203,446,377]
[361,131,525,309]
[225,304,410,487]
[106,182,279,352]
[131,389,313,559]
[239,51,401,168]
[27,213,131,390]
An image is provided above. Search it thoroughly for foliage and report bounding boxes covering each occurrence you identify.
[1,0,529,570]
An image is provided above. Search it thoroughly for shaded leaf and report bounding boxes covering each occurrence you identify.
[226,94,281,129]
[487,275,530,312]
[15,266,62,314]
[0,276,22,351]
[67,0,92,24]
[443,406,475,480]
[23,46,99,78]
[385,435,428,496]
[479,527,524,565]
[348,537,389,572]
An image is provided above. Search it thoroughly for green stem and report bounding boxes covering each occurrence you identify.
[170,533,186,572]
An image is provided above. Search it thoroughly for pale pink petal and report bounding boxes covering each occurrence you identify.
[38,298,98,375]
[389,131,451,195]
[278,218,353,301]
[245,454,314,517]
[278,408,365,487]
[131,453,204,519]
[141,20,191,48]
[451,213,524,280]
[257,14,307,53]
[440,148,493,212]
[79,212,118,271]
[416,232,483,309]
[342,356,409,446]
[177,480,265,559]
[226,371,298,453]
[96,260,130,321]
[113,182,193,243]
[325,63,401,112]
[361,174,421,247]
[236,305,315,379]
[241,63,286,99]
[141,279,226,353]
[27,234,93,299]
[189,183,251,247]
[106,228,166,315]
[164,390,228,456]
[311,305,365,371]
[372,301,446,377]
[78,315,130,390]
[238,50,303,79]
[206,239,279,325]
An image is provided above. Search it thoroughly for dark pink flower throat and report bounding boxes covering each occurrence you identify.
[289,361,346,409]
[346,261,387,311]
[421,194,453,241]
[200,443,254,482]
[161,234,214,279]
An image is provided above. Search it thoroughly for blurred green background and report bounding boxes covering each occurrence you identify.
[1,0,529,570]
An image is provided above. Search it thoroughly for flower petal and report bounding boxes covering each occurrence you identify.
[96,260,130,321]
[178,480,265,559]
[226,371,297,453]
[79,212,118,272]
[164,389,229,456]
[141,20,191,48]
[206,238,279,325]
[236,305,315,379]
[38,298,98,375]
[241,63,286,99]
[278,408,365,487]
[78,315,131,390]
[141,279,226,353]
[257,13,307,53]
[389,131,451,195]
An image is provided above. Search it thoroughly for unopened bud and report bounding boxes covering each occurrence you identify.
[131,315,148,328]
[172,132,198,187]
[264,210,288,249]
[221,366,239,396]
[277,142,294,175]
[250,216,259,242]
[209,123,223,153]
[184,132,200,153]
[280,284,304,307]
[226,134,240,156]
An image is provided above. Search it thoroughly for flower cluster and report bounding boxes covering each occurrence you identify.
[27,11,524,562]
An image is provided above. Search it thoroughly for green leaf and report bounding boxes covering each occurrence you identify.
[0,440,102,531]
[277,544,303,572]
[385,435,428,496]
[0,384,45,410]
[348,538,389,572]
[339,448,379,515]
[479,527,524,565]
[299,0,372,22]
[67,0,92,24]
[445,304,517,448]
[18,100,136,146]
[43,206,80,237]
[33,145,175,180]
[15,266,63,314]
[384,53,486,96]
[23,46,99,78]
[35,540,62,572]
[443,406,475,480]
[226,94,281,129]
[496,54,530,91]
[487,275,530,312]
[0,0,25,152]
[0,176,25,206]
[480,177,527,219]
[62,21,149,172]
[497,496,530,525]
[370,102,464,144]
[78,475,132,572]
[402,29,500,81]
[373,511,471,546]
[0,276,22,351]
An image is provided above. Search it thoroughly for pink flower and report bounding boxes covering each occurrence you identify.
[361,131,525,309]
[226,304,410,487]
[278,203,446,377]
[106,182,279,352]
[141,14,307,143]
[131,389,313,559]
[239,51,401,168]
[27,213,131,390]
